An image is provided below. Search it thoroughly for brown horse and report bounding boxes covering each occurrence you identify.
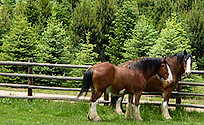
[76,57,173,121]
[114,50,193,119]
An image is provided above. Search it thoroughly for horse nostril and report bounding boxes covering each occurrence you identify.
[185,72,191,77]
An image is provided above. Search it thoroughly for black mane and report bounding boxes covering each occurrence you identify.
[171,53,184,65]
[129,58,162,72]
[169,52,193,66]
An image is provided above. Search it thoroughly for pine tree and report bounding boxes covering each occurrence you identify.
[35,12,73,86]
[0,7,38,83]
[148,13,191,57]
[68,32,98,88]
[123,16,158,60]
[184,0,204,69]
[74,32,98,65]
[105,1,138,65]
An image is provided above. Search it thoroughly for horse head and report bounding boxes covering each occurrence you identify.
[157,58,173,84]
[183,50,193,77]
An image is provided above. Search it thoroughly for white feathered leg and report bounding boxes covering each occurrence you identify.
[125,102,133,119]
[88,100,102,121]
[161,101,172,119]
[133,105,143,121]
[115,97,124,114]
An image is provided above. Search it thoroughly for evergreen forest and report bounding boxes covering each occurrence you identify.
[0,0,204,86]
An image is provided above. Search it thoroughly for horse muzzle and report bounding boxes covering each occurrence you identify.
[185,71,191,77]
[156,75,172,85]
[164,78,173,84]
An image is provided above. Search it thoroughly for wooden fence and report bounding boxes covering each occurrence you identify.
[0,59,204,108]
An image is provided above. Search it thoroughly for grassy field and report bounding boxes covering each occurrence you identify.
[0,98,204,125]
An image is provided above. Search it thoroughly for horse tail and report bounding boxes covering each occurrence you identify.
[76,68,93,100]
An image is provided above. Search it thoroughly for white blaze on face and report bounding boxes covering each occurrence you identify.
[185,57,191,74]
[166,64,173,82]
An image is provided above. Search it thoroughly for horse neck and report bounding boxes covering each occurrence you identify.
[167,56,184,80]
[141,67,158,80]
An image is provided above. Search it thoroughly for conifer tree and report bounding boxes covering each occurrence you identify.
[123,16,157,60]
[148,13,191,57]
[0,3,38,83]
[35,11,72,86]
[105,1,138,65]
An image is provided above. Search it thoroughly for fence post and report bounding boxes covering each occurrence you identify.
[104,91,109,106]
[176,84,181,109]
[28,58,33,96]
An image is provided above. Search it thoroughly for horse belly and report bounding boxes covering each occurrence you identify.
[111,73,135,94]
[111,70,142,95]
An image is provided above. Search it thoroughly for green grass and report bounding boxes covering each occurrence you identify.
[0,99,204,125]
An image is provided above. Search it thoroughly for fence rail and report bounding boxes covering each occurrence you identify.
[0,60,204,109]
[0,73,83,80]
[0,61,91,68]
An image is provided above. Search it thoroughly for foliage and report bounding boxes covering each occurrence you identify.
[148,13,191,57]
[69,0,97,46]
[136,0,174,30]
[0,5,38,83]
[93,0,119,61]
[51,0,72,30]
[123,15,158,60]
[73,32,98,65]
[68,32,99,88]
[70,0,118,62]
[24,0,41,26]
[34,13,73,86]
[105,1,138,65]
[184,0,204,69]
[0,0,17,47]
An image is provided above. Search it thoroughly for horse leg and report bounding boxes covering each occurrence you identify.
[88,90,103,121]
[115,95,124,115]
[125,94,133,119]
[133,91,143,121]
[162,90,172,119]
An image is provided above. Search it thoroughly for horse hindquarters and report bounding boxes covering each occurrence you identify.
[89,63,116,121]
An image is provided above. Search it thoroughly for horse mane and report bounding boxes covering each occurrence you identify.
[129,58,162,72]
[169,52,192,66]
[170,53,184,65]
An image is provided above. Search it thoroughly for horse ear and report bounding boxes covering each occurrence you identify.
[161,57,166,63]
[191,50,194,56]
[184,50,187,55]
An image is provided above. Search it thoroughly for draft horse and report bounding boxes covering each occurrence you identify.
[76,57,173,121]
[114,50,193,119]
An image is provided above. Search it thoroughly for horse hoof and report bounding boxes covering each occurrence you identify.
[139,118,143,121]
[165,116,172,120]
[118,112,124,115]
[135,118,143,121]
[125,115,133,120]
[93,117,102,121]
[88,115,102,121]
[115,110,124,115]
